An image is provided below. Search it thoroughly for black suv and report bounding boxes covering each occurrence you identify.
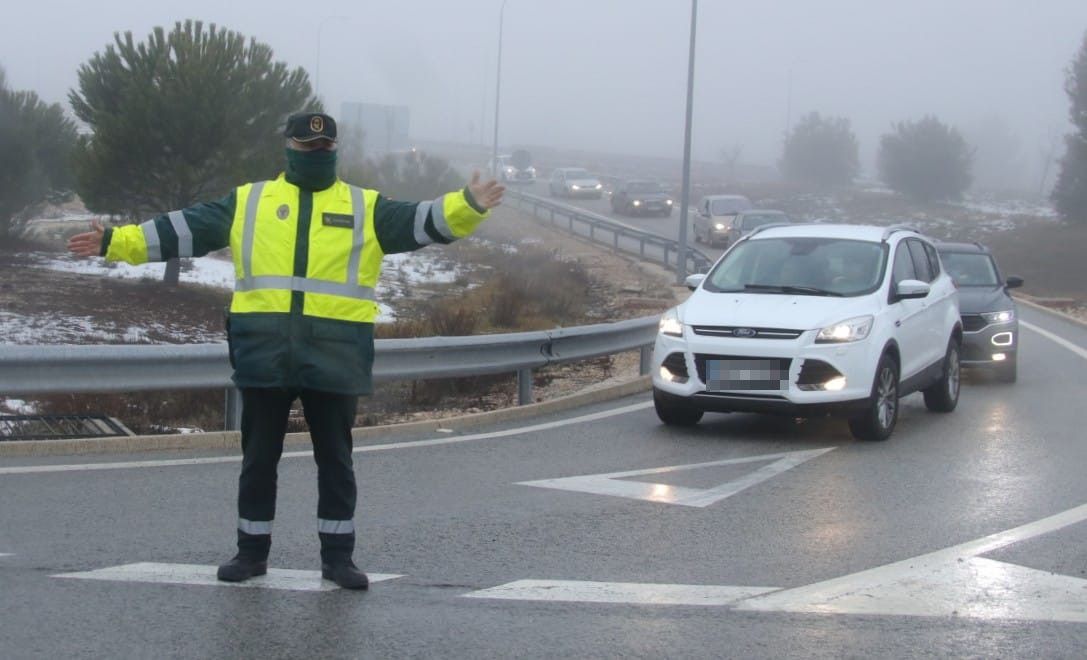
[610,180,674,217]
[936,242,1023,382]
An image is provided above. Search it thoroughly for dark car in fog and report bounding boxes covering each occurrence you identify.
[937,241,1024,382]
[610,180,674,217]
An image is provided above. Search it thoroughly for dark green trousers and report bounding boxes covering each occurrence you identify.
[235,388,358,563]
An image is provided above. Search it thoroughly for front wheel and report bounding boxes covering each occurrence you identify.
[923,339,961,412]
[654,389,704,427]
[849,354,899,441]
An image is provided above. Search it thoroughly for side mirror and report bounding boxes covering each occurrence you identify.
[895,279,930,301]
[1005,275,1024,289]
[685,274,706,291]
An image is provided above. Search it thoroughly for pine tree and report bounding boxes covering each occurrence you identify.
[780,112,859,187]
[69,20,320,220]
[1052,30,1087,224]
[878,116,973,202]
[0,68,78,242]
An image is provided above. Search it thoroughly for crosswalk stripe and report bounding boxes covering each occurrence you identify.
[53,562,402,592]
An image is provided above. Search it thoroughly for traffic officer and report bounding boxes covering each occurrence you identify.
[68,112,505,590]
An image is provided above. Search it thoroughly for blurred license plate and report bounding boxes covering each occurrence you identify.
[706,359,788,391]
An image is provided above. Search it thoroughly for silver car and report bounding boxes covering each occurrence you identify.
[695,202,791,248]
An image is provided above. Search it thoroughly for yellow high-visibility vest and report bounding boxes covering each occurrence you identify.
[230,175,383,323]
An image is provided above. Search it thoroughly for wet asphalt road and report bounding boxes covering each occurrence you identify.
[2,305,1087,658]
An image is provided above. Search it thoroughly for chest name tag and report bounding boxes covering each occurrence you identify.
[322,213,354,229]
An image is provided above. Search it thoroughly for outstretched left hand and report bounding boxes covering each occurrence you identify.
[467,171,505,210]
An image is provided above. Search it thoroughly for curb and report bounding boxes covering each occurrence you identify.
[1013,294,1087,330]
[0,376,651,458]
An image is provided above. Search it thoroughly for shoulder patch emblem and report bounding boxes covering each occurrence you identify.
[276,204,290,220]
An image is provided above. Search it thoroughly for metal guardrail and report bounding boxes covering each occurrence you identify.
[0,316,659,432]
[506,188,714,275]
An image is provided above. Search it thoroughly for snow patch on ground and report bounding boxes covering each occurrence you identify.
[37,253,237,290]
[1,398,37,414]
[0,310,226,345]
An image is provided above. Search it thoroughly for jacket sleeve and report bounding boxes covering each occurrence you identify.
[101,191,237,264]
[373,186,489,255]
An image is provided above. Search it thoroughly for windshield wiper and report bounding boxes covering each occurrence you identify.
[738,284,843,297]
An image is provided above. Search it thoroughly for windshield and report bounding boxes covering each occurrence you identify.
[628,181,663,193]
[940,252,1000,287]
[704,237,888,297]
[565,169,591,179]
[740,213,788,230]
[709,197,753,215]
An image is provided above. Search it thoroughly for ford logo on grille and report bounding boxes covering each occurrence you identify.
[733,328,757,338]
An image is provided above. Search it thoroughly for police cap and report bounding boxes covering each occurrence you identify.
[284,112,337,143]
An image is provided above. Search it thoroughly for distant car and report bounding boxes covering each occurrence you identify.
[691,194,754,247]
[699,209,792,247]
[610,180,674,217]
[489,154,536,184]
[937,241,1023,382]
[653,224,962,442]
[549,168,604,199]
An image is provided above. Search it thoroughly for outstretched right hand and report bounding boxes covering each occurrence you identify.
[68,220,106,258]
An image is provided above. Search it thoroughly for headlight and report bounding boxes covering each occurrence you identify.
[659,309,684,337]
[595,183,603,190]
[504,167,516,174]
[714,222,726,230]
[982,310,1015,324]
[816,315,873,343]
[526,166,536,174]
[632,200,642,206]
[571,184,581,190]
[666,199,674,205]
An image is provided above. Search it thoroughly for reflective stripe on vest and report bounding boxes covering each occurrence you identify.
[240,180,267,281]
[429,194,456,241]
[413,201,433,246]
[167,210,193,258]
[141,220,161,261]
[235,275,374,301]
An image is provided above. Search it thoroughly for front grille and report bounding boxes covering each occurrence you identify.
[691,326,803,340]
[961,314,987,332]
[695,354,792,390]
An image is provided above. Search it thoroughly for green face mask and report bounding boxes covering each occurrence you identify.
[285,148,338,190]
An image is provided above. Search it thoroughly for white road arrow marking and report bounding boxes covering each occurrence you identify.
[463,579,778,606]
[736,500,1087,622]
[518,447,835,507]
[53,562,402,592]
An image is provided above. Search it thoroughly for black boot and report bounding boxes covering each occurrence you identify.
[217,555,268,582]
[321,560,369,590]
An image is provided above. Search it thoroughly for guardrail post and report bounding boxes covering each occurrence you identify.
[613,231,620,248]
[664,245,671,268]
[639,346,652,376]
[517,368,533,405]
[225,387,242,431]
[549,209,555,225]
[640,239,646,258]
[589,223,595,240]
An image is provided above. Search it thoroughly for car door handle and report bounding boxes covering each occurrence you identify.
[895,320,902,327]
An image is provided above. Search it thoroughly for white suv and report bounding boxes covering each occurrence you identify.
[652,224,962,441]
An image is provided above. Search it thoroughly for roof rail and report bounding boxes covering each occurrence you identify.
[881,224,922,241]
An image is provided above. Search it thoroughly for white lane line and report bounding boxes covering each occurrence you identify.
[0,401,653,475]
[735,500,1087,621]
[463,579,778,606]
[53,562,403,592]
[518,448,835,507]
[1021,320,1087,361]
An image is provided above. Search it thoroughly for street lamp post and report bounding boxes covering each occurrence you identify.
[315,16,347,98]
[491,0,509,177]
[676,0,698,284]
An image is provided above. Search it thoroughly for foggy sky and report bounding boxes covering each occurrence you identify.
[3,0,1086,187]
